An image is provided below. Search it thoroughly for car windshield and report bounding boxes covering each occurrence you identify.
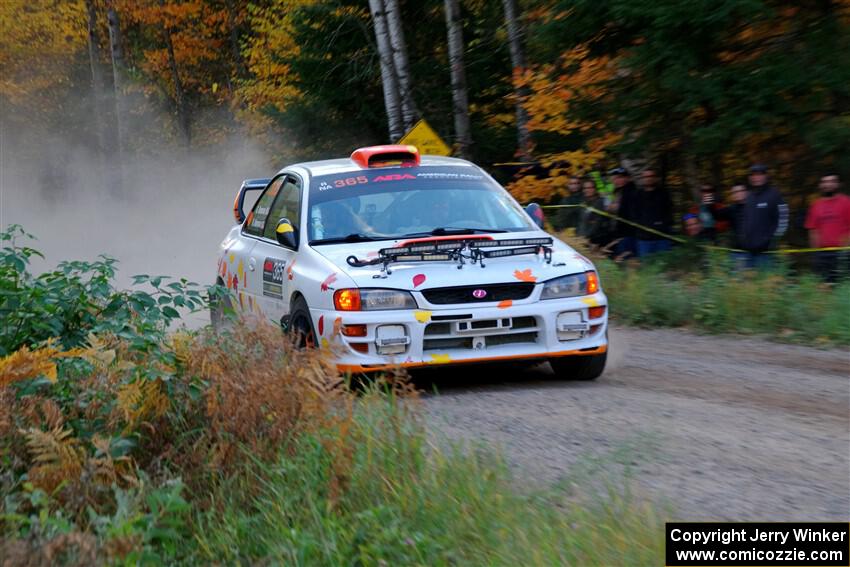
[307,165,535,243]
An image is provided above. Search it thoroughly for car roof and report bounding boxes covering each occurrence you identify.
[277,155,477,178]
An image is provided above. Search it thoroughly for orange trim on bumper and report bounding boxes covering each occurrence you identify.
[336,344,607,374]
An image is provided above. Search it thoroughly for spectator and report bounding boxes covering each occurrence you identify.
[805,174,850,282]
[732,164,789,269]
[609,166,639,258]
[683,213,708,240]
[556,176,583,233]
[578,178,609,246]
[689,184,731,243]
[634,168,674,257]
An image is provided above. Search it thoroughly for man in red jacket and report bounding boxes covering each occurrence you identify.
[805,174,850,281]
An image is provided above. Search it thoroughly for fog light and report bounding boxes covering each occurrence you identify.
[375,325,409,355]
[588,306,606,319]
[556,311,589,341]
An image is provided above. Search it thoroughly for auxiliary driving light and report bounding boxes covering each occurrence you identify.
[375,325,410,355]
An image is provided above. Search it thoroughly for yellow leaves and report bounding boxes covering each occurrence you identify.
[116,379,170,431]
[23,425,84,493]
[0,340,88,387]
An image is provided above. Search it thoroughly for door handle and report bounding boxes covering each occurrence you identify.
[248,257,256,271]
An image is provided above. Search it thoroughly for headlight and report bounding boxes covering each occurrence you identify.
[333,288,417,311]
[540,271,600,300]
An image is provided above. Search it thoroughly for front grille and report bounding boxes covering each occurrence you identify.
[420,283,535,305]
[422,316,540,352]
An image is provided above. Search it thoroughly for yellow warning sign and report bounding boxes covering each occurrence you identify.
[398,119,452,156]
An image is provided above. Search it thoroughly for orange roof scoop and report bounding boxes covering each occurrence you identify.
[350,145,420,168]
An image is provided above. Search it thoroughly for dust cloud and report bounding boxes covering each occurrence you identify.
[0,129,275,292]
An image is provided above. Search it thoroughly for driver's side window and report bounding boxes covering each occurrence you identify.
[243,176,283,237]
[263,175,302,242]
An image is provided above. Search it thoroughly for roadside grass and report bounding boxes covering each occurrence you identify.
[191,394,664,566]
[565,234,850,345]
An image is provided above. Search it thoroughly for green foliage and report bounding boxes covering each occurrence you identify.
[598,253,850,344]
[0,224,208,356]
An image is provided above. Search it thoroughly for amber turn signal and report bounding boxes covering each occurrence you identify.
[334,289,362,311]
[586,271,600,294]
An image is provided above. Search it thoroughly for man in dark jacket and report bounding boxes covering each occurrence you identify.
[733,164,788,269]
[578,177,609,246]
[610,167,639,258]
[635,168,674,257]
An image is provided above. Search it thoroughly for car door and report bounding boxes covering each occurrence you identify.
[245,173,304,324]
[229,175,282,316]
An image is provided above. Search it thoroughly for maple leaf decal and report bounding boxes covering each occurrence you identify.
[513,269,537,283]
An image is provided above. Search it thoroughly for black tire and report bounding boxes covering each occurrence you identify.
[210,282,235,331]
[549,351,607,381]
[288,296,316,348]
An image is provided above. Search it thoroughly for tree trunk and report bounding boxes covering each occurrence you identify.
[226,0,247,80]
[500,0,532,160]
[444,0,471,158]
[368,0,403,141]
[161,13,191,146]
[383,0,418,131]
[85,0,107,153]
[107,3,126,157]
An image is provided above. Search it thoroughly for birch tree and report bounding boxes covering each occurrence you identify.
[383,0,418,131]
[501,0,532,160]
[368,0,403,141]
[444,0,472,158]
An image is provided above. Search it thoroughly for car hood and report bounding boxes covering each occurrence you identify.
[311,232,595,290]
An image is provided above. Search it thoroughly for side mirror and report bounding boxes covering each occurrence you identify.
[525,203,545,228]
[275,218,298,249]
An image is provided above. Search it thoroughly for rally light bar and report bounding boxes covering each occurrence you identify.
[346,237,554,276]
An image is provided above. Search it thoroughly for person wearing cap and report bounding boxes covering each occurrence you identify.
[609,166,639,258]
[805,174,850,282]
[634,168,674,257]
[732,164,788,269]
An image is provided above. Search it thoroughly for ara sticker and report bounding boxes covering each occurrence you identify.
[320,273,338,292]
[513,269,537,283]
[412,274,426,288]
[373,173,415,182]
[262,257,286,299]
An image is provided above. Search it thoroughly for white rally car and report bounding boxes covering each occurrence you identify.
[214,145,608,379]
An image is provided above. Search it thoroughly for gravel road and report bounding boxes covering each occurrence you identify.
[420,327,850,521]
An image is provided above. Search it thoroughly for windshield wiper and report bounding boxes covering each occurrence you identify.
[311,233,390,245]
[402,226,509,237]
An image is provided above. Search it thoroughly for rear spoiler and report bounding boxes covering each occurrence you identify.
[233,178,272,224]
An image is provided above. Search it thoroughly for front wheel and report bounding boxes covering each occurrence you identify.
[549,351,607,381]
[288,296,317,348]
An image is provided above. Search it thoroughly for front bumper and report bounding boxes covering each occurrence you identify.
[311,291,608,373]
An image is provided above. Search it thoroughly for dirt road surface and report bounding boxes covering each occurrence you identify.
[420,327,849,521]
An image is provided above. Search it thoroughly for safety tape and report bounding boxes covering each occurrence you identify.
[540,204,850,255]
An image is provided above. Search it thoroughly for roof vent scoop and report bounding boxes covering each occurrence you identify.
[350,145,420,169]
